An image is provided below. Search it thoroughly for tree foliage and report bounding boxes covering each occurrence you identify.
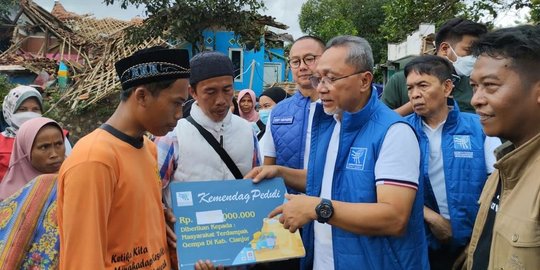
[0,74,14,103]
[298,0,387,65]
[104,0,266,51]
[381,0,465,43]
[299,0,358,42]
[381,0,539,43]
[0,0,17,18]
[527,0,540,23]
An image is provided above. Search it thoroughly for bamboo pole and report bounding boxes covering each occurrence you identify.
[68,39,72,60]
[76,46,81,62]
[60,38,65,61]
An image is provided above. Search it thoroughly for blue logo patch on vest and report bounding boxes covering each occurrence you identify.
[453,135,473,158]
[453,135,471,150]
[346,147,367,170]
[272,116,294,125]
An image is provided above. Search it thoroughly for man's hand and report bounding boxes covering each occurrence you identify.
[164,208,177,248]
[244,165,280,183]
[268,194,319,233]
[424,206,452,242]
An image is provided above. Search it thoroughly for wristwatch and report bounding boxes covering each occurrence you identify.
[315,198,334,223]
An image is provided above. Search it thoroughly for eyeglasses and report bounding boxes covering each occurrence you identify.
[309,71,365,88]
[288,55,320,69]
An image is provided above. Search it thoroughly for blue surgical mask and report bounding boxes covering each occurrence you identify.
[448,46,476,77]
[259,109,271,125]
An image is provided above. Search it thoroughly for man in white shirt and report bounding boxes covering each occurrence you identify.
[156,51,260,208]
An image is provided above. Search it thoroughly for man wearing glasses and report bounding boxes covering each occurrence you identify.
[248,36,429,269]
[259,36,324,195]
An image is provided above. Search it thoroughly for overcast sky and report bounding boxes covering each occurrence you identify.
[33,0,307,39]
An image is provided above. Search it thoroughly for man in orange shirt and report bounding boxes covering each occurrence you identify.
[57,46,190,269]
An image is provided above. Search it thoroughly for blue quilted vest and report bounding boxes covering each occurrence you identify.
[405,101,488,249]
[302,90,429,270]
[270,91,312,193]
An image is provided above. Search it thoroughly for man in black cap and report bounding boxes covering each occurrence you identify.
[156,51,259,207]
[58,46,190,270]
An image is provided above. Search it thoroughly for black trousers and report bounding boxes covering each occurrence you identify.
[428,244,465,270]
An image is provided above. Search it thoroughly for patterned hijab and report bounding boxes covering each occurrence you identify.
[2,85,43,138]
[237,89,259,122]
[0,117,63,200]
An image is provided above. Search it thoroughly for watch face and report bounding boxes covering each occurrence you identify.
[320,205,332,219]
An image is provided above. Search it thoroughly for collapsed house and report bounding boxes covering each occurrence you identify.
[0,0,291,112]
[0,0,167,112]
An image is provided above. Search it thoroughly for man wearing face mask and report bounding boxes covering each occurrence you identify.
[382,18,487,115]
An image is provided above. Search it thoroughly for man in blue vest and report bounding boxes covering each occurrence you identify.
[248,35,429,269]
[256,39,323,270]
[259,36,324,194]
[403,55,500,269]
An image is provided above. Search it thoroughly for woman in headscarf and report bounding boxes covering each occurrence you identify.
[0,117,66,269]
[256,86,290,140]
[0,86,71,181]
[0,85,44,180]
[0,117,65,199]
[238,89,259,122]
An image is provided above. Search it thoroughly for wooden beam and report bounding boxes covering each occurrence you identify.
[42,29,49,57]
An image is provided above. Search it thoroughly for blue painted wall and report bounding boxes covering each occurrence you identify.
[265,47,293,84]
[192,30,289,97]
[5,72,36,85]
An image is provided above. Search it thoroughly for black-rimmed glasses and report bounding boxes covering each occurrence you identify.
[309,71,365,88]
[288,55,320,69]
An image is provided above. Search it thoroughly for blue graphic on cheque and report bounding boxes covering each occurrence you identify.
[255,232,276,250]
[346,147,367,170]
[170,178,304,270]
[453,135,471,150]
[233,247,256,264]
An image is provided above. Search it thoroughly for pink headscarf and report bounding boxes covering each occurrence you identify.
[0,117,63,200]
[237,89,259,122]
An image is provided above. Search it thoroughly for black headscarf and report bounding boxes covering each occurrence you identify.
[260,87,289,104]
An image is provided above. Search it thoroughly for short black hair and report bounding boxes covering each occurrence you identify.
[120,79,177,101]
[435,18,488,51]
[404,55,454,83]
[292,35,325,51]
[472,24,540,86]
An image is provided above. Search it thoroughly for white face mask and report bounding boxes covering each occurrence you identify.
[11,111,42,129]
[448,46,476,77]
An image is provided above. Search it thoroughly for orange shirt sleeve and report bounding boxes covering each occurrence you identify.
[58,161,116,270]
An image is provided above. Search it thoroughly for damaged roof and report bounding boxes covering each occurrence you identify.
[1,0,290,112]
